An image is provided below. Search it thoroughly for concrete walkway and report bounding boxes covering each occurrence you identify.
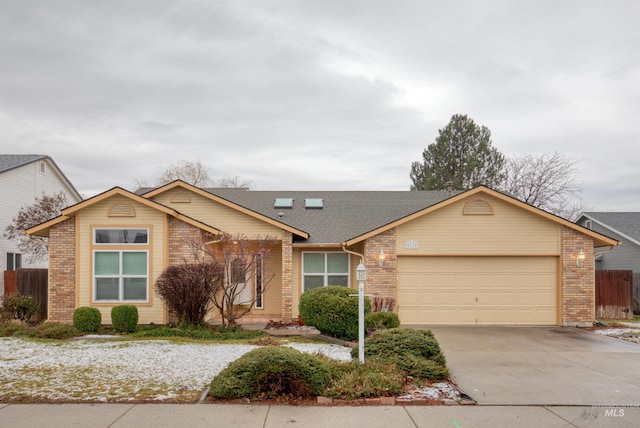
[0,403,638,428]
[428,326,640,406]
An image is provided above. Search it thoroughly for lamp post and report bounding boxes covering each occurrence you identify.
[356,261,366,364]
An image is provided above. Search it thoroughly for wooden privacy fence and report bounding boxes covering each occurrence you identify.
[595,270,633,319]
[3,269,48,321]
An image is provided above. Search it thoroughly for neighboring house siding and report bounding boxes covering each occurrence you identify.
[561,226,596,326]
[579,221,640,273]
[396,195,560,256]
[151,189,284,238]
[0,159,81,294]
[76,196,166,324]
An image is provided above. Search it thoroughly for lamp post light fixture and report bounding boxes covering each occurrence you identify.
[378,249,385,267]
[356,261,366,364]
[576,248,585,267]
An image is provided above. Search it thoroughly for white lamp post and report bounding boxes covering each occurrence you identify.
[356,261,366,364]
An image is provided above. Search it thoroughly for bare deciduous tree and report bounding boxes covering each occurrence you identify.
[499,152,589,220]
[182,232,277,327]
[4,192,69,263]
[155,160,214,187]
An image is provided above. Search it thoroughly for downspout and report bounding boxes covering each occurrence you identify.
[342,245,364,264]
[594,245,616,258]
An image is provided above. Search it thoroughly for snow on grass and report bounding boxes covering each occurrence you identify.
[0,337,352,402]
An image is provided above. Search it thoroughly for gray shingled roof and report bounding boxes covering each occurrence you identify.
[0,154,47,173]
[582,212,640,243]
[137,186,459,244]
[203,188,458,244]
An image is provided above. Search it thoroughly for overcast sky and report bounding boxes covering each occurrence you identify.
[1,1,638,211]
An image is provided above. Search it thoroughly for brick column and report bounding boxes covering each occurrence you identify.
[48,218,76,323]
[363,228,397,303]
[281,231,293,321]
[561,226,595,326]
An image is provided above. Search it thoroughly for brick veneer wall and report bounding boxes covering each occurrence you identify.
[561,225,595,326]
[48,218,76,323]
[168,217,203,265]
[281,231,293,322]
[363,228,397,302]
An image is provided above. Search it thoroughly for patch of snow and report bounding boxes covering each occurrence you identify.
[0,337,352,402]
[594,328,639,336]
[399,382,461,401]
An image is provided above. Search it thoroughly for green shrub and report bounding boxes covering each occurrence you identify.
[209,346,331,400]
[111,305,138,333]
[1,293,38,323]
[298,286,371,341]
[73,307,102,333]
[325,360,404,400]
[31,322,81,339]
[365,311,400,330]
[353,328,449,379]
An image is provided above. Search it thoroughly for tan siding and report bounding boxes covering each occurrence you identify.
[396,195,560,256]
[152,189,284,237]
[77,195,166,324]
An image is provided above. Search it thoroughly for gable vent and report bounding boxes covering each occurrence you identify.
[463,199,493,215]
[108,202,136,217]
[171,192,191,203]
[305,198,323,209]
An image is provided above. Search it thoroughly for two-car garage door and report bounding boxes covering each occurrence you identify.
[397,256,557,325]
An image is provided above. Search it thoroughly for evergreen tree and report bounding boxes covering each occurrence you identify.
[410,114,505,191]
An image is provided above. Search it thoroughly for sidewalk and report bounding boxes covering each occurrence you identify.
[1,403,638,428]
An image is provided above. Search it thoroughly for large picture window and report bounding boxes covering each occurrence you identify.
[94,251,148,301]
[93,227,149,302]
[302,252,349,292]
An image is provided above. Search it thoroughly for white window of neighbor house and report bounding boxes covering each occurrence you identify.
[302,252,349,292]
[6,252,22,271]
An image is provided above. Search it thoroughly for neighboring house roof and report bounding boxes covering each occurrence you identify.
[0,154,82,201]
[578,212,640,247]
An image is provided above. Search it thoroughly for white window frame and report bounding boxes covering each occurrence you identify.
[6,252,22,271]
[302,252,350,293]
[93,250,149,303]
[94,228,149,245]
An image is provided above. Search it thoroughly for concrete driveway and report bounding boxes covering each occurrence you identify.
[427,326,640,406]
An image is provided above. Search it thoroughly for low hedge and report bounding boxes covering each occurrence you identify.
[73,307,102,333]
[210,346,331,400]
[298,285,371,340]
[365,311,400,330]
[354,327,449,379]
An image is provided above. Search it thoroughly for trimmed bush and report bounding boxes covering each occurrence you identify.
[111,305,138,333]
[0,293,38,323]
[354,328,449,379]
[73,307,102,333]
[298,285,371,341]
[365,311,400,330]
[210,346,331,400]
[325,359,404,400]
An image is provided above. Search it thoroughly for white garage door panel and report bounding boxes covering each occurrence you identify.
[398,257,557,325]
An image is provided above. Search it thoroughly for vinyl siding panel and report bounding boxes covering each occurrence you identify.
[77,195,166,324]
[396,195,560,256]
[151,188,284,237]
[0,160,81,294]
[579,222,640,273]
